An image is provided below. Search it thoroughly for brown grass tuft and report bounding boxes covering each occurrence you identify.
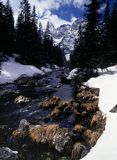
[71,142,83,160]
[84,129,100,147]
[90,111,103,128]
[81,102,98,112]
[39,96,60,109]
[50,108,61,118]
[73,124,86,134]
[29,124,59,144]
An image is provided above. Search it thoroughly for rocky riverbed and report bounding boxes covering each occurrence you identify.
[0,68,106,160]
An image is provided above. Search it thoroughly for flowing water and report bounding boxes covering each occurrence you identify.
[0,68,74,129]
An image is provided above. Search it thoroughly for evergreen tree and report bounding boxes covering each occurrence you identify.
[100,0,113,67]
[0,0,15,53]
[43,22,53,64]
[0,1,6,52]
[38,22,42,44]
[5,0,15,53]
[30,6,41,66]
[71,0,103,71]
[53,46,64,66]
[83,0,102,69]
[107,0,117,62]
[16,0,40,65]
[104,0,110,23]
[70,23,84,69]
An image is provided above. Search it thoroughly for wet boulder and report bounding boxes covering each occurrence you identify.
[14,95,30,104]
[32,73,44,80]
[110,104,117,113]
[14,75,36,88]
[12,121,71,153]
[60,75,71,84]
[0,147,18,160]
[0,90,20,103]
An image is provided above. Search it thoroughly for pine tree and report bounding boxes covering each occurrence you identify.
[70,23,84,69]
[84,0,102,69]
[0,1,6,52]
[30,6,41,66]
[53,46,64,66]
[100,0,113,67]
[5,0,15,53]
[107,0,117,62]
[104,0,110,23]
[71,0,103,72]
[38,22,42,45]
[16,0,40,65]
[43,21,53,64]
[0,0,15,53]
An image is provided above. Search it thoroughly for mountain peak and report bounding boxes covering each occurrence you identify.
[50,18,84,55]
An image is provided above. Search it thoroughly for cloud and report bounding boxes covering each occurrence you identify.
[1,0,86,28]
[39,10,71,29]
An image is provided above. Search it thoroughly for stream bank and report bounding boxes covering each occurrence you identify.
[0,68,106,160]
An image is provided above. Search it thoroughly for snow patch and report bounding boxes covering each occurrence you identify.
[0,57,45,84]
[54,37,63,45]
[65,54,70,61]
[41,67,52,73]
[83,65,117,160]
[67,68,78,80]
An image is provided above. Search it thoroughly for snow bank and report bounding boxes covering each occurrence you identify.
[41,67,52,73]
[54,37,63,45]
[65,54,70,61]
[83,65,117,160]
[0,57,45,84]
[54,65,60,69]
[67,68,78,79]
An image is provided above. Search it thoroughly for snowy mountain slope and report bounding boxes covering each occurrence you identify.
[58,19,82,54]
[50,19,85,55]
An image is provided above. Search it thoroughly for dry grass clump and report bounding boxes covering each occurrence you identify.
[84,129,100,147]
[29,126,44,143]
[57,101,69,111]
[29,124,59,144]
[90,111,103,128]
[76,88,99,104]
[81,102,98,112]
[50,108,61,118]
[73,124,86,134]
[12,126,29,138]
[71,142,84,160]
[39,96,60,109]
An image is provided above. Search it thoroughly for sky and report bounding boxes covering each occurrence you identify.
[1,0,116,28]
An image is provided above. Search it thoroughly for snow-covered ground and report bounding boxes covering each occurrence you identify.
[41,67,52,73]
[0,56,52,84]
[65,54,70,61]
[67,68,78,79]
[83,65,117,160]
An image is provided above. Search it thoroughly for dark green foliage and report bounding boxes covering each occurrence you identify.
[43,21,53,64]
[16,0,64,67]
[71,0,117,71]
[0,0,64,67]
[0,0,15,54]
[70,0,113,71]
[71,0,103,70]
[81,0,102,70]
[107,0,117,62]
[16,0,39,64]
[41,21,64,66]
[100,0,113,67]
